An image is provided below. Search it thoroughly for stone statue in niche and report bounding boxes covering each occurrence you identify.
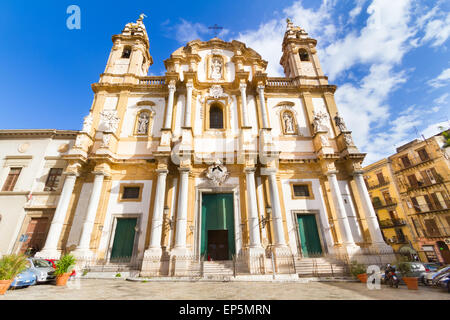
[334,112,348,133]
[283,112,295,134]
[312,111,329,133]
[137,111,150,135]
[210,57,223,80]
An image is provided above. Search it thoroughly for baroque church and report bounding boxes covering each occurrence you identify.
[31,16,393,276]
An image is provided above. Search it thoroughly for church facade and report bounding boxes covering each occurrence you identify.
[30,17,393,276]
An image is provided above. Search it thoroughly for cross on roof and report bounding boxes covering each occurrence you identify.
[208,24,223,37]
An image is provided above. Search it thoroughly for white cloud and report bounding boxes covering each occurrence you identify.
[349,0,367,22]
[171,19,230,43]
[321,0,415,80]
[421,121,450,139]
[434,92,449,105]
[421,13,450,47]
[428,67,450,88]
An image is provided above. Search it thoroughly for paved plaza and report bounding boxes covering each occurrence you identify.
[1,279,449,300]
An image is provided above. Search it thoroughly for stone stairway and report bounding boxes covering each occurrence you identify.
[295,257,349,277]
[202,260,234,279]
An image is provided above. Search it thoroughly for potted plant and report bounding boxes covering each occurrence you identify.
[0,254,29,295]
[350,261,367,283]
[396,259,418,290]
[55,254,76,286]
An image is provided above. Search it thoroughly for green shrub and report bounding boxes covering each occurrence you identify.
[396,257,413,277]
[115,273,122,278]
[349,261,366,277]
[55,254,76,276]
[0,254,29,280]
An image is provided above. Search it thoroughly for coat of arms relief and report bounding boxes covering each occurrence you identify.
[205,160,230,186]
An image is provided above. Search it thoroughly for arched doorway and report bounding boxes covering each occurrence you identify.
[437,241,450,264]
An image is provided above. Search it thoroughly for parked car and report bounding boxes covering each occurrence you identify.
[10,270,37,288]
[421,265,450,286]
[437,273,450,293]
[27,258,56,283]
[423,263,441,272]
[45,258,76,279]
[381,262,427,284]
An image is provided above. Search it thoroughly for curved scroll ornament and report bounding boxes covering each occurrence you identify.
[205,160,229,186]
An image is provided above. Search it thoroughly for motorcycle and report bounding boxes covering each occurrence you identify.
[385,265,400,288]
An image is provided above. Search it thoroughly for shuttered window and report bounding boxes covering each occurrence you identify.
[2,167,21,191]
[122,187,140,199]
[44,168,63,191]
[293,185,310,197]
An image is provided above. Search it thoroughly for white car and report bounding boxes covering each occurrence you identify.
[27,258,56,283]
[422,265,450,286]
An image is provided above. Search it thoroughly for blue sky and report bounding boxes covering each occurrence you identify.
[0,0,449,164]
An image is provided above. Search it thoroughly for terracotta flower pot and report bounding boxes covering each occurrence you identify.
[357,273,368,283]
[0,280,13,295]
[403,277,418,290]
[55,273,71,286]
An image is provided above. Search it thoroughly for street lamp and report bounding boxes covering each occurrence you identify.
[261,206,272,229]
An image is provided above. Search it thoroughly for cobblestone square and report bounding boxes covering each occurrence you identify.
[1,279,449,300]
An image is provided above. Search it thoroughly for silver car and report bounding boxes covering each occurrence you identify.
[27,258,56,283]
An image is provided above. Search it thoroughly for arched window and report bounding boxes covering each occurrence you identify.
[299,49,309,61]
[209,104,224,129]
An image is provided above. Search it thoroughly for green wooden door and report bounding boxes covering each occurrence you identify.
[297,214,322,257]
[201,193,235,260]
[110,218,137,261]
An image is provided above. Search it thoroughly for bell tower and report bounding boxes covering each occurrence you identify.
[280,19,327,85]
[101,14,153,84]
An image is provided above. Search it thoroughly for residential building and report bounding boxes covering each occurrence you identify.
[0,130,77,256]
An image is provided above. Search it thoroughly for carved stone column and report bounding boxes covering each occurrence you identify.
[164,81,176,129]
[245,168,263,250]
[36,171,78,259]
[146,169,169,257]
[240,83,249,127]
[72,171,106,259]
[353,171,393,252]
[172,168,190,256]
[184,81,193,127]
[257,85,269,129]
[326,170,357,250]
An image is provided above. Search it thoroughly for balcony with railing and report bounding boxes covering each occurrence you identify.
[138,76,166,86]
[411,200,450,214]
[394,154,435,173]
[372,198,397,210]
[416,227,450,238]
[367,177,390,190]
[379,218,407,229]
[404,175,445,193]
[387,235,409,244]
